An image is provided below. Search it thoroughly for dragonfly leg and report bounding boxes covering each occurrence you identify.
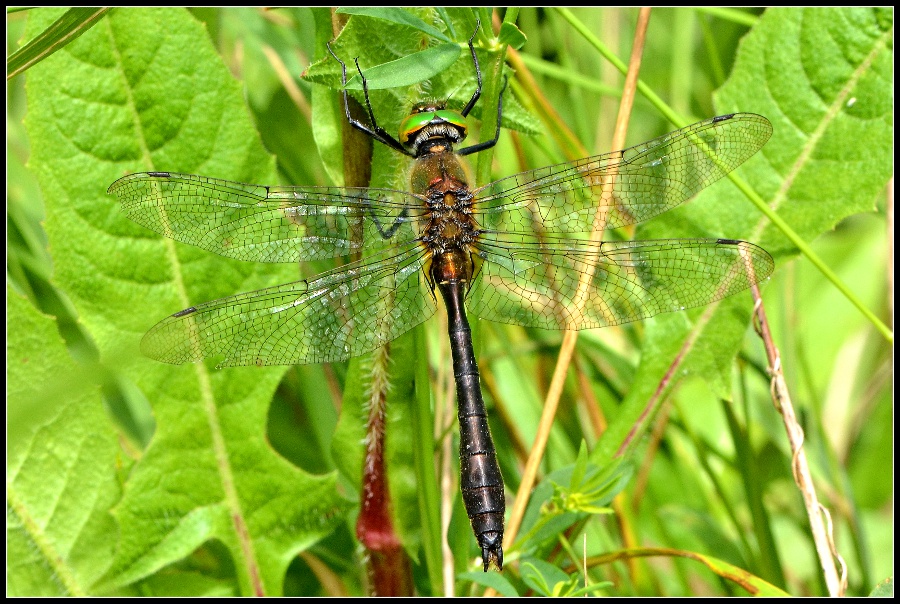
[456,74,506,157]
[367,199,409,239]
[326,43,412,156]
[459,20,483,118]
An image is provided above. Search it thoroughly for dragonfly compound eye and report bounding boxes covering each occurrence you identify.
[399,109,468,148]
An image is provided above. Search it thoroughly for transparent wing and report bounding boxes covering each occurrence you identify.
[108,172,427,262]
[468,237,773,330]
[472,113,772,234]
[141,242,435,366]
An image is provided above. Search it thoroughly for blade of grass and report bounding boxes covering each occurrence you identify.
[7,7,110,80]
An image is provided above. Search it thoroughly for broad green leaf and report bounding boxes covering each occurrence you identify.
[698,7,892,389]
[7,287,120,596]
[25,7,348,596]
[714,7,893,256]
[336,7,452,42]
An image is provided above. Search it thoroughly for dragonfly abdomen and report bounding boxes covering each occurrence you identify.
[433,250,505,571]
[457,398,505,572]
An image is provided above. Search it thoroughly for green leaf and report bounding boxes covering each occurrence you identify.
[498,22,527,49]
[520,559,572,596]
[24,7,348,596]
[457,569,520,596]
[7,287,120,596]
[336,7,452,42]
[512,457,629,562]
[569,440,590,490]
[713,7,893,257]
[870,576,894,597]
[340,44,463,91]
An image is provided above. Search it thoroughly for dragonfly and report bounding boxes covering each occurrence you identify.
[108,30,774,571]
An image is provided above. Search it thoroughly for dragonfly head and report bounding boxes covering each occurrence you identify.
[399,102,468,157]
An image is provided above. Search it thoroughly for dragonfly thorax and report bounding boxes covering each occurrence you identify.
[415,149,481,261]
[422,186,480,251]
[399,102,468,157]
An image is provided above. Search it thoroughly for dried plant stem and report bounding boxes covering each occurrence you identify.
[751,283,847,596]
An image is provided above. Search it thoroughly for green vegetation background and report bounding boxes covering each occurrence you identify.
[7,7,893,597]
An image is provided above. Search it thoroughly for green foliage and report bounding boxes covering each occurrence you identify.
[520,558,611,596]
[7,6,892,596]
[11,7,348,596]
[8,287,120,596]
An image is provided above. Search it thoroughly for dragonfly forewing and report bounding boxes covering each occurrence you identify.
[472,113,772,235]
[109,172,426,263]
